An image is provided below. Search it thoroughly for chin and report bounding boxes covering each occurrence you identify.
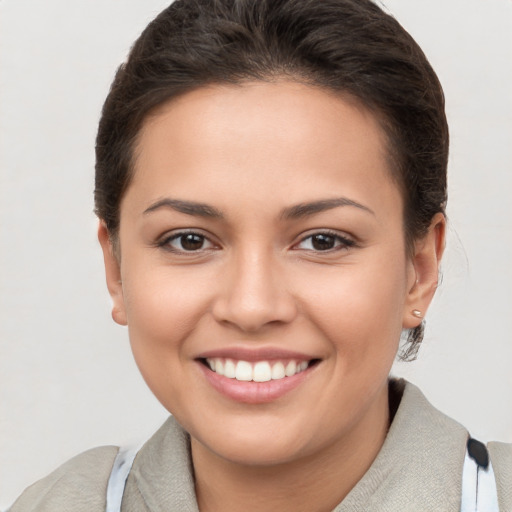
[204,436,308,467]
[187,412,320,467]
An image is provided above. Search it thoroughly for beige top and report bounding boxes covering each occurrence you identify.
[10,380,512,512]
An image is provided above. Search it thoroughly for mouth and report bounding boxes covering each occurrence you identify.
[195,353,321,404]
[199,357,320,382]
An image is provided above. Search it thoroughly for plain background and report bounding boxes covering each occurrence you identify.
[1,0,511,508]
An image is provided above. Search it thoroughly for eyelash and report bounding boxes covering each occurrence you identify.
[294,231,356,252]
[157,230,217,253]
[157,229,356,254]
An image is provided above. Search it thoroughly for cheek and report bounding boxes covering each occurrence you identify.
[298,252,408,357]
[122,262,212,338]
[119,265,214,392]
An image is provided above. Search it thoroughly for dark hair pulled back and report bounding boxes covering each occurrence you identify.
[95,0,448,360]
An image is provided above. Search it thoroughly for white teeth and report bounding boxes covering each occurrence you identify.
[285,360,297,377]
[205,358,311,382]
[253,361,272,382]
[271,361,286,380]
[235,361,253,381]
[224,359,236,379]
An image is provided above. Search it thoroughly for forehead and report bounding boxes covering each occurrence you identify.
[125,81,400,218]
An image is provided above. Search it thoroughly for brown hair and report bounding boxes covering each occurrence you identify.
[95,0,448,359]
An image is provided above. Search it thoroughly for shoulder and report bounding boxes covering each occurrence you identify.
[9,445,119,512]
[488,441,512,511]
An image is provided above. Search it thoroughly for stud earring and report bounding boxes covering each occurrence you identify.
[412,309,423,318]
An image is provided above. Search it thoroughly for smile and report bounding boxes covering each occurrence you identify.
[205,358,310,382]
[196,349,321,403]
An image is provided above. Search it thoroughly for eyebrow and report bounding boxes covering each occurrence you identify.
[281,197,375,219]
[143,196,374,220]
[143,198,224,218]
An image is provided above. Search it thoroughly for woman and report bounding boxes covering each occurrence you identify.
[8,0,511,510]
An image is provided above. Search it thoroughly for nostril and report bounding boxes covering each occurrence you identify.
[211,293,298,333]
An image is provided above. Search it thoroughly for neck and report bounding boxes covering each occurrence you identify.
[192,384,390,512]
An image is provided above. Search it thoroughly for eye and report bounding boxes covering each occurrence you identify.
[295,232,355,252]
[159,231,216,252]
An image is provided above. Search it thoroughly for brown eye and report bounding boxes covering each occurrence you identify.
[311,234,336,251]
[295,232,355,252]
[180,233,205,251]
[161,231,215,252]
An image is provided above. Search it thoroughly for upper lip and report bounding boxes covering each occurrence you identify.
[194,346,320,362]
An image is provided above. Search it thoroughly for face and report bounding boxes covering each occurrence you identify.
[100,81,440,467]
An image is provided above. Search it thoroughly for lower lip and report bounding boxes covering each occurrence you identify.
[197,362,316,404]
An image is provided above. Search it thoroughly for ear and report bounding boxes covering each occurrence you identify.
[97,222,127,326]
[403,213,446,329]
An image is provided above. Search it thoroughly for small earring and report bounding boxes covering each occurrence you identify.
[412,309,423,318]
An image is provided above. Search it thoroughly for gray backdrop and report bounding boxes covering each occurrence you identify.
[1,0,511,507]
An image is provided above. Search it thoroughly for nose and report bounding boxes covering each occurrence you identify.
[211,248,298,333]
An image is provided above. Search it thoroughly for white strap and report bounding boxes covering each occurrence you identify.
[104,440,499,512]
[105,446,139,512]
[460,445,499,512]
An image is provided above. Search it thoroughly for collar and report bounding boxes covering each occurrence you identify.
[126,379,468,511]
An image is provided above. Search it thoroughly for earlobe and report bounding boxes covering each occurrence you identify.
[403,213,446,329]
[97,222,127,326]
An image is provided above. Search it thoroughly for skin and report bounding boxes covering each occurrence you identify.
[99,81,445,512]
